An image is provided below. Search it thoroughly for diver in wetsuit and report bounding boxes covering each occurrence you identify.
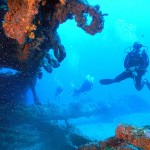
[72,75,94,97]
[100,42,150,91]
[54,84,63,102]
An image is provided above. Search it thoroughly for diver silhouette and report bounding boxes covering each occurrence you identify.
[100,42,150,91]
[54,84,63,102]
[72,75,94,97]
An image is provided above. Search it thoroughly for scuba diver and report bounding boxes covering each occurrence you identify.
[54,84,64,102]
[72,75,94,97]
[100,42,150,91]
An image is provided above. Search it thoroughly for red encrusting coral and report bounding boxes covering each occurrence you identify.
[116,124,150,150]
[2,0,41,44]
[50,0,104,35]
[78,124,150,150]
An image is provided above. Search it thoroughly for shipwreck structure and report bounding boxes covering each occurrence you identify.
[0,0,104,103]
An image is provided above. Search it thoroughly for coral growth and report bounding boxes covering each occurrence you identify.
[50,0,104,35]
[78,124,150,150]
[2,0,104,69]
[0,0,104,101]
[60,0,66,5]
[3,0,41,44]
[116,124,150,150]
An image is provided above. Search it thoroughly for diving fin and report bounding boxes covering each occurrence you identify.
[99,79,115,85]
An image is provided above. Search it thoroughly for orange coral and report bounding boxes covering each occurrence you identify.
[78,124,150,149]
[116,124,150,150]
[2,0,42,44]
[59,0,66,5]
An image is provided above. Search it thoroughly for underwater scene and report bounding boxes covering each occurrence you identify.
[0,0,150,149]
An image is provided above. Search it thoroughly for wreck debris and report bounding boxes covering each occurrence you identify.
[0,0,104,101]
[0,103,91,149]
[78,124,150,150]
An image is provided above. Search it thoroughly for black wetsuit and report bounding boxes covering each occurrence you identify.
[73,80,93,97]
[100,50,149,91]
[55,86,63,97]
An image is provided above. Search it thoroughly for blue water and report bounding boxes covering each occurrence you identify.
[26,0,150,140]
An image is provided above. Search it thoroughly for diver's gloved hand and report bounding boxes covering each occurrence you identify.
[128,67,136,72]
[132,71,138,77]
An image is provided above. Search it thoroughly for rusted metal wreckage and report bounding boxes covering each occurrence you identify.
[1,1,150,150]
[0,0,104,103]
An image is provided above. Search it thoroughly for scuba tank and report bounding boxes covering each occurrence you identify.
[123,43,149,66]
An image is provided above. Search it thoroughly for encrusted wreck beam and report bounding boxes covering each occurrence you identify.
[0,0,105,102]
[0,103,91,149]
[50,0,104,35]
[1,0,104,72]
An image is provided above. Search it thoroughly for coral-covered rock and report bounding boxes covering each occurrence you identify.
[78,124,150,149]
[116,124,150,150]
